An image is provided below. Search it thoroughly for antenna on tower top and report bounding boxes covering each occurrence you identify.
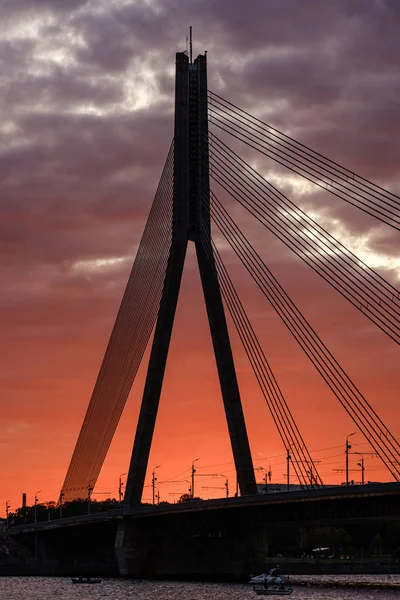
[189,26,193,63]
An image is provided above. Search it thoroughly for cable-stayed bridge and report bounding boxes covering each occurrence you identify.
[60,49,400,505]
[10,47,400,578]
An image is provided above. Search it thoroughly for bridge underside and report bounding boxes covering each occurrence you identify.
[8,484,400,579]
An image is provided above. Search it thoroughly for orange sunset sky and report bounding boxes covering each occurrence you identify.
[1,0,400,516]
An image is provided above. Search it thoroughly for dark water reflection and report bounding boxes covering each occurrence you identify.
[0,576,399,600]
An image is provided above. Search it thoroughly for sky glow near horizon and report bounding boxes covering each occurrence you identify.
[1,0,400,514]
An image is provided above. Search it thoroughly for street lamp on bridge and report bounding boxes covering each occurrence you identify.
[353,451,378,485]
[151,466,161,505]
[255,466,269,493]
[34,491,41,524]
[87,484,93,515]
[286,444,297,492]
[5,501,10,531]
[356,455,365,485]
[119,473,127,506]
[191,458,201,498]
[345,432,356,485]
[59,493,64,519]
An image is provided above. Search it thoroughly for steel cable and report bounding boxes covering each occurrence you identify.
[209,191,400,481]
[206,135,400,345]
[198,214,323,487]
[61,142,174,499]
[208,91,400,230]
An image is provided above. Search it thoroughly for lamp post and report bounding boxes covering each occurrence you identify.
[286,444,297,492]
[119,473,127,506]
[59,493,64,520]
[356,455,365,485]
[255,466,268,494]
[219,474,229,498]
[34,491,41,524]
[263,469,269,493]
[34,491,40,563]
[5,501,10,531]
[191,458,200,498]
[151,466,161,505]
[260,466,271,493]
[286,449,291,492]
[345,432,356,485]
[87,485,93,515]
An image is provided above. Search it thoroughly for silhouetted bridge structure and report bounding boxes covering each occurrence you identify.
[10,482,400,577]
[10,38,400,578]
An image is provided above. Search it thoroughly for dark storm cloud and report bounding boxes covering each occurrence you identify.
[1,0,399,324]
[1,67,122,111]
[0,104,173,271]
[1,0,89,17]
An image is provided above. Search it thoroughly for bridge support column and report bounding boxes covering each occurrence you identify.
[114,514,269,580]
[115,520,154,577]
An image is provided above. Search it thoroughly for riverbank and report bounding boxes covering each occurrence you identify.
[260,557,400,576]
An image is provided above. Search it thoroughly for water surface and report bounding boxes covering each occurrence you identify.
[0,575,399,600]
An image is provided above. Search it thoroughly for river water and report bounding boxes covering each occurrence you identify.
[0,575,399,600]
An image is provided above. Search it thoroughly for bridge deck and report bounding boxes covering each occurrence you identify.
[9,481,400,534]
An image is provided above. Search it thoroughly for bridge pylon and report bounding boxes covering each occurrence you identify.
[123,51,257,505]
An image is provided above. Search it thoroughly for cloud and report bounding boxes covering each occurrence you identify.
[1,0,399,510]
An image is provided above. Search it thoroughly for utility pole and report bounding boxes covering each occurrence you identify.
[353,452,376,485]
[5,501,10,531]
[307,461,321,487]
[59,493,64,519]
[345,432,356,485]
[152,465,160,505]
[119,473,127,506]
[87,485,93,515]
[286,449,291,492]
[225,478,229,498]
[34,491,40,524]
[191,458,200,498]
[357,456,365,485]
[34,491,40,563]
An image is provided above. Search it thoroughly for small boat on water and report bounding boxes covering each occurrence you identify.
[250,567,293,596]
[252,586,293,596]
[71,577,101,584]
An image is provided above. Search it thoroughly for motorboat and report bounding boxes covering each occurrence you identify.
[71,577,101,584]
[250,568,293,596]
